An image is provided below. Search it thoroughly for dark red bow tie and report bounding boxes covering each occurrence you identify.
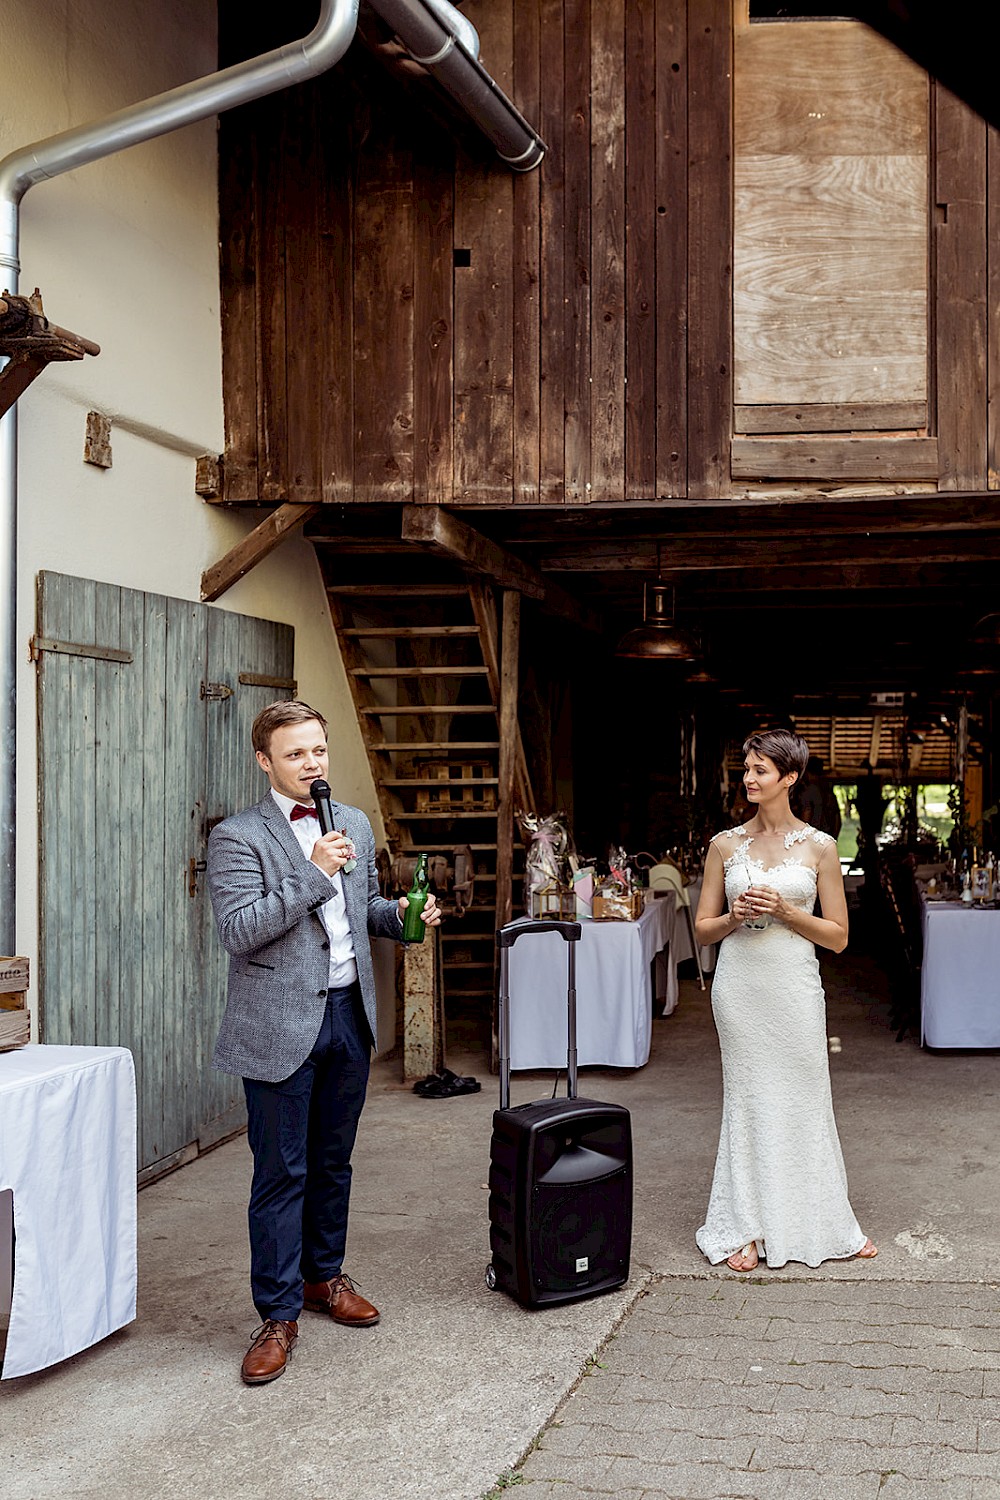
[290,804,319,821]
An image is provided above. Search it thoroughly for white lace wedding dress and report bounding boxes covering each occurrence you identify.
[696,825,866,1268]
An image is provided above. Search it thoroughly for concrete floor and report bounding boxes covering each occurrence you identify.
[5,950,1000,1499]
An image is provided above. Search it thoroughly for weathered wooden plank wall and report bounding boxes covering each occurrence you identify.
[218,0,998,507]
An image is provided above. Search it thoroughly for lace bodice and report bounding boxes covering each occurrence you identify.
[712,824,835,915]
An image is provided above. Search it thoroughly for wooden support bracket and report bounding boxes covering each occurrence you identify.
[401,504,602,633]
[200,502,320,602]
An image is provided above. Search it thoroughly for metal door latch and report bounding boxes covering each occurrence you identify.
[200,681,233,700]
[188,858,207,897]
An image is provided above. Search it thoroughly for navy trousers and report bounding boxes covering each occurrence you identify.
[243,982,371,1322]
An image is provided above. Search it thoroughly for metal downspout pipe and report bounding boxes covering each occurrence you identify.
[368,0,546,171]
[0,0,361,953]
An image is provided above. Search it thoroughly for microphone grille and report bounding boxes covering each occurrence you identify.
[310,779,332,800]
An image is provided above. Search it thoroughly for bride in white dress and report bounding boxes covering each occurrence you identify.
[694,729,877,1272]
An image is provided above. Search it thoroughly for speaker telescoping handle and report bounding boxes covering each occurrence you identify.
[496,918,582,1111]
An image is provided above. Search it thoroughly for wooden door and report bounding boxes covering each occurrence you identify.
[35,572,294,1179]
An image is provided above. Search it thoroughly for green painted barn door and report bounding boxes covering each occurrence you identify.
[36,572,294,1179]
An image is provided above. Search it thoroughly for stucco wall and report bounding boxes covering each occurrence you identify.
[3,0,380,1019]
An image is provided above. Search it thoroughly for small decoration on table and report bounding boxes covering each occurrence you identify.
[519,809,574,918]
[531,879,576,922]
[592,848,643,921]
[0,956,30,1052]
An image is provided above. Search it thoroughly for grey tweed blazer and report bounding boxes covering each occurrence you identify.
[208,792,403,1082]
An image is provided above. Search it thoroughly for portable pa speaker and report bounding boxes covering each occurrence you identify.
[489,1096,632,1306]
[486,917,633,1309]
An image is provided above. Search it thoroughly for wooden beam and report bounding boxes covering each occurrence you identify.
[200,502,320,602]
[401,503,602,633]
[529,530,1000,573]
[402,503,544,597]
[494,589,520,1072]
[0,351,47,420]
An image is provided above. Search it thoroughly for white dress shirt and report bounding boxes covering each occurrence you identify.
[270,789,359,990]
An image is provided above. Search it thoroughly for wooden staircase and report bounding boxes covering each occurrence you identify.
[326,575,532,1041]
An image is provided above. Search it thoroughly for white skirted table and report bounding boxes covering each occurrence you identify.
[921,903,1000,1048]
[509,898,674,1070]
[0,1045,137,1379]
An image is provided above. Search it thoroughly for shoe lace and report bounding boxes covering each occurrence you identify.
[329,1273,360,1297]
[249,1319,293,1349]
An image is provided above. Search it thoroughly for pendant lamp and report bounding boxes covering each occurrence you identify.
[615,550,699,661]
[968,613,1000,648]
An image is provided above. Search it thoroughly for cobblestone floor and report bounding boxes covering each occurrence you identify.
[513,1275,1000,1500]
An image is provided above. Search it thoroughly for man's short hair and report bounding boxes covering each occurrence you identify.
[743,729,810,785]
[252,700,328,757]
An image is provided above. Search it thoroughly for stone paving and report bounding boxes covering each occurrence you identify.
[512,1275,1000,1500]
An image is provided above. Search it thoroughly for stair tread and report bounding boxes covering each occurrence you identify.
[374,742,500,751]
[342,626,480,637]
[361,706,496,715]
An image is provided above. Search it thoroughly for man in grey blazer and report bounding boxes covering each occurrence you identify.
[208,699,440,1385]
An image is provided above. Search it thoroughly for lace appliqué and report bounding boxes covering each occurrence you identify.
[714,825,831,876]
[784,827,834,850]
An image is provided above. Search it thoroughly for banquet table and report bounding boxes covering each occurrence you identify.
[0,1045,137,1379]
[509,897,674,1070]
[921,902,1000,1048]
[661,876,715,1016]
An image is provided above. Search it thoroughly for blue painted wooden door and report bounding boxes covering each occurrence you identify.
[35,572,295,1178]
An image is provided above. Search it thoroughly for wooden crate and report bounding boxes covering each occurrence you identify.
[0,956,29,1051]
[412,760,497,813]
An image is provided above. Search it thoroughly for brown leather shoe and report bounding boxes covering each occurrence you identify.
[241,1319,298,1384]
[302,1273,380,1327]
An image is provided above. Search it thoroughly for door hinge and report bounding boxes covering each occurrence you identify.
[200,681,233,701]
[30,635,132,665]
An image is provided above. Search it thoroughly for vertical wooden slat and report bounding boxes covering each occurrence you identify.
[986,122,1000,490]
[118,583,147,1167]
[590,0,626,503]
[256,98,289,504]
[353,107,415,501]
[512,0,542,503]
[686,0,732,499]
[93,583,123,1058]
[413,124,455,505]
[318,68,356,503]
[70,578,98,1047]
[563,0,592,502]
[625,0,657,499]
[655,0,688,496]
[935,83,988,492]
[538,0,567,502]
[219,107,260,501]
[140,592,168,1164]
[283,80,323,503]
[454,0,515,502]
[163,599,206,1149]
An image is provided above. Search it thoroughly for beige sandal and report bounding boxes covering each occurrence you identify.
[726,1242,759,1272]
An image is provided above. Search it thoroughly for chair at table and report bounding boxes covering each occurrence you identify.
[648,862,706,989]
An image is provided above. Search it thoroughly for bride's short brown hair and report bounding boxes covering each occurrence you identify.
[743,729,810,784]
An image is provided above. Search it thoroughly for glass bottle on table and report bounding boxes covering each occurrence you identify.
[402,853,430,942]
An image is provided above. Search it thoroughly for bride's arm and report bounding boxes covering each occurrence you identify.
[753,841,849,953]
[694,842,750,945]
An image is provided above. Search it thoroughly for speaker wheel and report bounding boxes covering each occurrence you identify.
[485,1264,497,1290]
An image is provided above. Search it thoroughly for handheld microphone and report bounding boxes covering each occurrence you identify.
[310,778,335,836]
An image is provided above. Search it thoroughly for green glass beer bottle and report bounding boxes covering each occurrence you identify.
[402,853,430,942]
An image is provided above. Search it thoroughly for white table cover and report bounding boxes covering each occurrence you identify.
[0,1045,137,1379]
[509,899,673,1070]
[921,903,1000,1049]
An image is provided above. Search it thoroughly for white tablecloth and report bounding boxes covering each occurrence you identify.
[921,903,1000,1048]
[509,899,674,1069]
[0,1045,137,1379]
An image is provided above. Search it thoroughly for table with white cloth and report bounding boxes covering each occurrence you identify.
[921,902,1000,1048]
[509,899,674,1070]
[0,1045,137,1379]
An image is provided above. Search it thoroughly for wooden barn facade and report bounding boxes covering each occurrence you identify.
[207,0,999,1039]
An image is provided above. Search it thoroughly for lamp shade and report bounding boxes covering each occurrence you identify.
[969,613,1000,648]
[615,582,700,661]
